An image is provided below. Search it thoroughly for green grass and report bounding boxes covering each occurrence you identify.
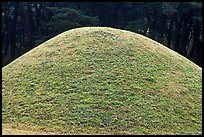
[2,27,202,135]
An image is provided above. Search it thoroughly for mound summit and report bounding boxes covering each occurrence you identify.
[2,27,202,135]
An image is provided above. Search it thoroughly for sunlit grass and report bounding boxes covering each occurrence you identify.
[2,27,202,135]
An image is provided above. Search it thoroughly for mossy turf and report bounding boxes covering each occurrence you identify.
[2,27,202,135]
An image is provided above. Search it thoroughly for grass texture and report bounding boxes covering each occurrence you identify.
[2,27,202,135]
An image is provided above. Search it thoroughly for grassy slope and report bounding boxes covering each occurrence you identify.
[2,27,202,135]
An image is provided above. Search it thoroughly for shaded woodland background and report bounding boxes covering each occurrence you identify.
[2,2,202,67]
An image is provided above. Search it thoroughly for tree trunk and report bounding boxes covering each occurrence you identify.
[112,3,120,27]
[189,21,201,66]
[167,19,174,48]
[179,10,193,57]
[174,20,182,53]
[2,6,9,61]
[10,2,19,61]
[19,2,35,49]
[27,3,35,32]
[34,3,42,33]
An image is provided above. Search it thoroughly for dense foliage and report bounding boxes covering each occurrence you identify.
[2,2,202,67]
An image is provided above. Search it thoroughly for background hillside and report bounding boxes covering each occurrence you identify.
[2,2,202,67]
[2,27,202,135]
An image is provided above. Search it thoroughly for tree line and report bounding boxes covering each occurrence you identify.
[2,2,202,67]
